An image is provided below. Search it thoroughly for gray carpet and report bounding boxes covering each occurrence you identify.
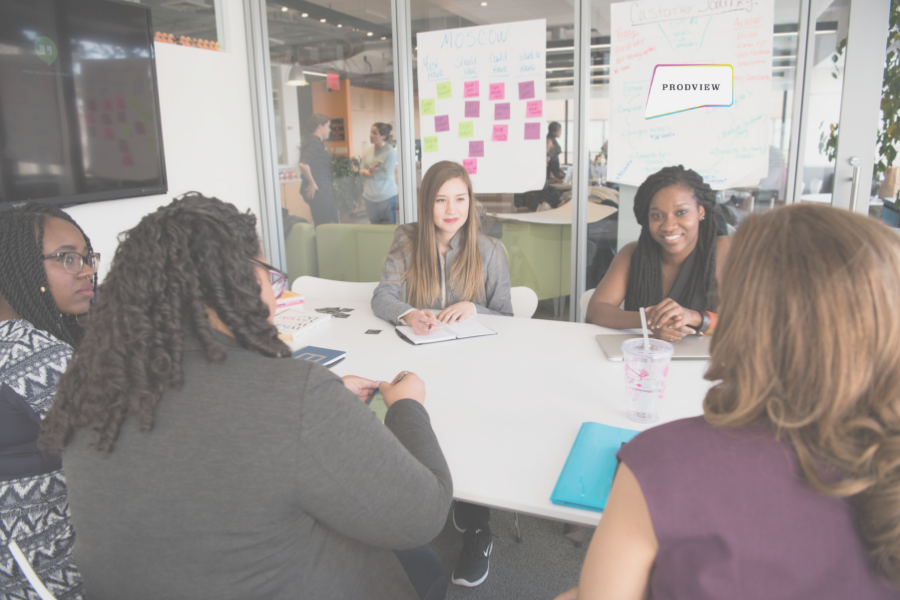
[429,504,594,600]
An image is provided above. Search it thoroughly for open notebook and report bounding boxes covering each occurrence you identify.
[396,319,496,345]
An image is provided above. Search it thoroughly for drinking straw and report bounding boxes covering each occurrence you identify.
[639,307,650,350]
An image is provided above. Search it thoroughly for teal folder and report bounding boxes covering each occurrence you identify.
[550,422,640,513]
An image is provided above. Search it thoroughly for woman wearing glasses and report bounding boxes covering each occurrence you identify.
[0,204,98,600]
[39,194,452,600]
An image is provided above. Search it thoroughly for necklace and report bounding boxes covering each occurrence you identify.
[661,264,679,282]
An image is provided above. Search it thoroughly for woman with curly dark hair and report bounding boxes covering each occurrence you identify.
[0,203,97,600]
[584,165,730,341]
[39,193,452,600]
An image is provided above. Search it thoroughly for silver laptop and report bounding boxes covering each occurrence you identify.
[596,333,711,361]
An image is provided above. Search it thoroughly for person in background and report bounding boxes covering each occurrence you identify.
[556,203,900,600]
[39,193,452,600]
[584,165,730,341]
[297,113,340,226]
[360,122,399,224]
[372,161,512,588]
[546,121,564,182]
[0,204,98,600]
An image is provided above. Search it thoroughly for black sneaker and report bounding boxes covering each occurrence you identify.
[452,504,467,533]
[451,522,495,587]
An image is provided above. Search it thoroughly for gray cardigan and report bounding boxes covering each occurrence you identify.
[372,224,514,324]
[62,332,453,600]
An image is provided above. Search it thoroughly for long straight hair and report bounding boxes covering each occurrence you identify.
[404,161,485,308]
[704,203,900,587]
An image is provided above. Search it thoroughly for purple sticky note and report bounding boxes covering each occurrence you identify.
[101,113,112,125]
[134,121,146,135]
[465,101,480,118]
[463,158,477,175]
[524,122,541,140]
[491,125,509,142]
[494,103,510,120]
[489,83,505,100]
[526,100,543,118]
[102,99,113,112]
[464,81,479,98]
[435,115,450,132]
[518,81,535,100]
[117,111,126,123]
[469,140,484,157]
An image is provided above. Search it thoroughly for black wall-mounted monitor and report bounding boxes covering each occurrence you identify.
[0,0,167,211]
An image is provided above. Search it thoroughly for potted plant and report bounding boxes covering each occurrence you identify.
[329,153,364,219]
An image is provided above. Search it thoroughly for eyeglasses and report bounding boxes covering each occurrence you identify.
[250,258,288,297]
[41,251,101,274]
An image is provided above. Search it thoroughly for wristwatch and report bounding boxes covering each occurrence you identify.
[698,311,712,334]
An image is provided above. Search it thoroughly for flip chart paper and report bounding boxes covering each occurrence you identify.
[458,121,475,138]
[524,122,541,140]
[435,115,450,132]
[494,103,510,120]
[464,81,479,97]
[518,81,535,100]
[421,99,436,115]
[463,158,478,174]
[437,81,452,99]
[424,136,438,152]
[469,140,484,157]
[492,125,508,141]
[526,100,542,118]
[465,101,480,118]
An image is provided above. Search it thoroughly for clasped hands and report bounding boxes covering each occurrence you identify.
[645,299,701,343]
[341,371,425,407]
[402,302,476,335]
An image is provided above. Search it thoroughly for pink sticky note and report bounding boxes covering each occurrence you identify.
[518,81,535,100]
[463,158,477,175]
[102,99,113,112]
[489,83,505,100]
[491,125,508,142]
[524,122,541,140]
[134,121,146,135]
[103,127,115,140]
[435,115,450,132]
[465,101,480,118]
[469,140,484,157]
[122,153,133,166]
[464,81,479,98]
[494,103,510,120]
[116,97,126,110]
[526,100,543,118]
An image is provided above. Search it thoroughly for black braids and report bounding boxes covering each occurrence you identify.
[624,165,719,313]
[39,194,291,455]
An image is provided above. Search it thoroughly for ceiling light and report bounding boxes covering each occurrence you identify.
[367,32,373,36]
[320,18,326,22]
[337,24,342,27]
[381,36,386,40]
[481,2,487,5]
[281,6,288,11]
[286,65,308,86]
[301,12,308,17]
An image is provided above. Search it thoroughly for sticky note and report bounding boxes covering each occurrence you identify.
[122,152,133,166]
[492,125,508,141]
[518,81,535,100]
[469,140,484,157]
[117,111,126,123]
[103,127,114,140]
[524,122,541,140]
[464,81,479,98]
[140,109,152,122]
[465,101,480,118]
[489,83,505,100]
[420,99,435,115]
[101,113,112,125]
[116,97,126,110]
[134,121,146,135]
[119,124,132,139]
[144,137,157,151]
[437,81,452,99]
[458,121,474,138]
[85,112,95,124]
[494,103,510,120]
[102,99,113,111]
[424,136,438,152]
[129,97,141,110]
[463,158,477,175]
[435,115,450,132]
[526,100,543,118]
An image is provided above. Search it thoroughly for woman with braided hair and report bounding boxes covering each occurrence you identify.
[0,203,97,600]
[585,165,730,341]
[39,193,451,600]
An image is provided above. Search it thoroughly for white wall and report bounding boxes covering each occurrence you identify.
[65,1,260,279]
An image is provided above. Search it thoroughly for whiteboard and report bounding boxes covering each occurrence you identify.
[608,0,774,190]
[416,19,546,194]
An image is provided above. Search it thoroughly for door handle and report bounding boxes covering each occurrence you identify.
[849,156,861,212]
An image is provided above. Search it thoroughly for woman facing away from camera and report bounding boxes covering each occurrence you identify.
[0,204,98,600]
[38,194,452,600]
[585,165,730,341]
[372,160,512,588]
[557,203,900,600]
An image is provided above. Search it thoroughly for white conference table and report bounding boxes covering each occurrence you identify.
[291,299,711,527]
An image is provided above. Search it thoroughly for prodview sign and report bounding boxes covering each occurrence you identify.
[644,65,733,118]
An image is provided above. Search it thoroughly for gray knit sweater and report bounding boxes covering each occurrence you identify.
[62,332,452,600]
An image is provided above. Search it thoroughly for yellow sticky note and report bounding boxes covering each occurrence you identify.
[437,81,452,99]
[458,121,474,138]
[129,97,141,110]
[423,136,438,153]
[420,99,435,115]
[119,124,132,139]
[140,109,152,122]
[144,137,157,151]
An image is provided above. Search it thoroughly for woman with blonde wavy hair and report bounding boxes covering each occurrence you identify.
[556,203,900,600]
[372,160,512,589]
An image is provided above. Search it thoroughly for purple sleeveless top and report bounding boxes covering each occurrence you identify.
[618,417,899,600]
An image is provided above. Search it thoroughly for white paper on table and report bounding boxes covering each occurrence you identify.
[397,319,497,344]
